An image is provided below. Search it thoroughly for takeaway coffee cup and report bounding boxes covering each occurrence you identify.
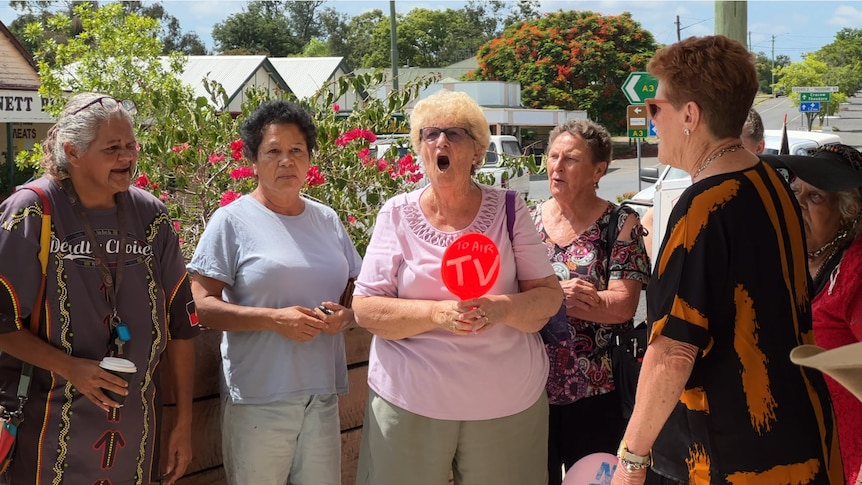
[99,357,137,406]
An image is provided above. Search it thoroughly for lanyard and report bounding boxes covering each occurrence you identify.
[61,180,129,351]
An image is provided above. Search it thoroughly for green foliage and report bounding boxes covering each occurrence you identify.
[211,1,299,56]
[9,0,204,56]
[468,10,658,132]
[361,7,503,68]
[773,55,847,130]
[753,51,789,94]
[20,2,434,258]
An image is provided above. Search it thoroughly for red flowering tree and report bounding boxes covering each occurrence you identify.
[467,10,657,131]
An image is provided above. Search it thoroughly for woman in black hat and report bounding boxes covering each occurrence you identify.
[764,143,862,485]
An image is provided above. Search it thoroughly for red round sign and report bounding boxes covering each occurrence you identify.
[441,233,500,300]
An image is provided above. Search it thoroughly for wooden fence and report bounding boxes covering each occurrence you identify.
[155,326,373,485]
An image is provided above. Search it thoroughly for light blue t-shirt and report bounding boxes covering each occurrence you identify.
[188,195,362,404]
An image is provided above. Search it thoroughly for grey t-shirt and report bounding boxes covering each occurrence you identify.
[188,195,361,403]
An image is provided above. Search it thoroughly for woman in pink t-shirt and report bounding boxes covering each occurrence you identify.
[353,91,563,485]
[765,144,862,484]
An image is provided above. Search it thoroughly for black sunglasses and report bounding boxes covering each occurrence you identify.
[420,127,474,144]
[71,97,137,116]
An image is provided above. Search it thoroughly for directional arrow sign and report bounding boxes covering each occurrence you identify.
[622,72,658,104]
[801,92,831,103]
[627,105,649,138]
[799,102,821,113]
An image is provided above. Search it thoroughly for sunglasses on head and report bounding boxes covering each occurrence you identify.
[645,98,673,119]
[71,97,137,116]
[419,127,474,144]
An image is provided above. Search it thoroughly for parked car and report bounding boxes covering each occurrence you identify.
[631,129,843,210]
[373,134,530,199]
[478,135,530,200]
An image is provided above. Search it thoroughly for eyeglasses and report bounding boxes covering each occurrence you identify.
[645,98,673,119]
[419,127,474,144]
[71,97,137,116]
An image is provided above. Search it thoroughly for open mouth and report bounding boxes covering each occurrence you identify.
[437,155,450,172]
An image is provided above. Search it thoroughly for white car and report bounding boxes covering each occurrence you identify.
[631,130,843,209]
[373,134,531,199]
[478,135,530,200]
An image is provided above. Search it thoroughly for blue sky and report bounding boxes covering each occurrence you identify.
[2,0,860,61]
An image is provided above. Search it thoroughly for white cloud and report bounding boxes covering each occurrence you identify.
[830,5,862,27]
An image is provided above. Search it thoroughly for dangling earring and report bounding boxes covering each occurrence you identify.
[684,128,691,136]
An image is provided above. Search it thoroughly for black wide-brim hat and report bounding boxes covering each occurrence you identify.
[761,144,862,192]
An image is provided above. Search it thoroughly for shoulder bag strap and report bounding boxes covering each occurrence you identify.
[15,186,52,412]
[606,203,623,272]
[505,190,516,243]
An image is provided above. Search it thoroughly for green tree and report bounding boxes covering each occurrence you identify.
[9,0,204,55]
[120,1,207,54]
[468,10,657,131]
[814,28,862,95]
[502,0,541,28]
[363,8,499,68]
[772,55,845,130]
[339,9,386,69]
[211,1,298,56]
[753,51,790,94]
[299,37,330,57]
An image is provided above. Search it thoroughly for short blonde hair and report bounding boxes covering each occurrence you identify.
[409,91,491,156]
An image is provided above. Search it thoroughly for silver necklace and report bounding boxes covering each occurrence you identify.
[692,144,745,180]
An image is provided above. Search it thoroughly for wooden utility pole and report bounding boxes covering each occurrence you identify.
[714,1,747,47]
[389,1,399,92]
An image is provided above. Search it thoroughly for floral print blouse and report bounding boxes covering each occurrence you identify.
[530,201,650,405]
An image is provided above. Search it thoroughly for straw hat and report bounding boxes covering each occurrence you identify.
[790,342,862,401]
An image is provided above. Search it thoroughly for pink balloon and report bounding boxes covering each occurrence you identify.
[562,452,618,485]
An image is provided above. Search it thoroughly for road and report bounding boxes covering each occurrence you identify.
[529,154,657,204]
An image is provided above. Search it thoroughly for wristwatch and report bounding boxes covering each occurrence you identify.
[617,440,652,472]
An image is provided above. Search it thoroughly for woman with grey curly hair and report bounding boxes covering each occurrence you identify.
[764,143,862,484]
[0,92,198,484]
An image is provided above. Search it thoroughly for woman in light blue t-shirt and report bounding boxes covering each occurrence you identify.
[188,100,361,485]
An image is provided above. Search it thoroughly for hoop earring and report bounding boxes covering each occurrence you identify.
[684,128,691,136]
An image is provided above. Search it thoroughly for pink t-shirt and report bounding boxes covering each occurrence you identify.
[813,236,862,485]
[355,185,553,420]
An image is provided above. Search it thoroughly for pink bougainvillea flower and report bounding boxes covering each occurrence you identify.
[208,153,225,164]
[376,159,388,172]
[160,193,169,201]
[335,128,377,147]
[230,166,255,180]
[231,150,244,161]
[172,143,190,153]
[230,139,244,152]
[306,166,325,187]
[347,215,357,225]
[357,147,370,159]
[173,221,181,232]
[135,143,141,152]
[408,172,425,184]
[219,190,241,207]
[333,103,340,112]
[134,174,149,188]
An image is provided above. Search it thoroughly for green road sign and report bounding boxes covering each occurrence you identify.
[621,72,658,104]
[800,92,831,102]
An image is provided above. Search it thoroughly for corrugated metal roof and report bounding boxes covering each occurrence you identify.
[172,55,270,101]
[269,57,346,100]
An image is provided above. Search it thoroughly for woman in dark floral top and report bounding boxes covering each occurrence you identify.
[530,118,650,485]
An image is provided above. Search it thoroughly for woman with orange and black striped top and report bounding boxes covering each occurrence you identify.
[610,36,842,485]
